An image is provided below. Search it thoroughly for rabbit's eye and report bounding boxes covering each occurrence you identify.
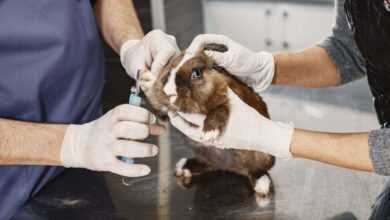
[190,68,203,80]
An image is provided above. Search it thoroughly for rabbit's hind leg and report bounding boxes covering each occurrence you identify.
[175,157,214,187]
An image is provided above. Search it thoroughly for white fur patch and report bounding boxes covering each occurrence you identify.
[163,70,177,98]
[183,169,192,178]
[176,158,187,169]
[254,175,271,195]
[169,94,177,104]
[175,158,188,176]
[254,175,272,207]
[172,52,196,75]
[255,195,271,207]
[163,52,197,104]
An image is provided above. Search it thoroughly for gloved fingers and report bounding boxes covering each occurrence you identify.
[142,46,153,70]
[176,112,206,126]
[112,139,158,158]
[168,112,203,141]
[149,124,166,136]
[112,104,155,124]
[162,32,180,50]
[112,121,165,139]
[187,34,230,54]
[150,47,178,76]
[167,34,177,42]
[167,35,181,53]
[113,121,149,140]
[227,87,257,107]
[120,41,147,79]
[204,50,227,66]
[226,88,266,116]
[111,161,152,177]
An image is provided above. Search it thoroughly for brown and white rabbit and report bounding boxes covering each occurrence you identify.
[139,44,275,203]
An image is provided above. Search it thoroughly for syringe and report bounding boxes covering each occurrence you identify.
[118,70,142,165]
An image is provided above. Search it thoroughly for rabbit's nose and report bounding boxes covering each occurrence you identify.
[168,94,178,103]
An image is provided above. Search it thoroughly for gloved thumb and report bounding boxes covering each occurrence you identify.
[151,48,177,76]
[176,112,206,126]
[168,112,204,141]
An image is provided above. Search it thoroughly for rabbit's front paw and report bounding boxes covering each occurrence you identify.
[200,129,220,142]
[175,158,192,178]
[202,105,229,141]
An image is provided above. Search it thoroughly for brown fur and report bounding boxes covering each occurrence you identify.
[142,47,275,198]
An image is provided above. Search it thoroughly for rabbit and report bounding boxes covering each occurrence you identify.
[139,44,275,204]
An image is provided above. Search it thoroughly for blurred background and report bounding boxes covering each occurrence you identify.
[22,1,385,220]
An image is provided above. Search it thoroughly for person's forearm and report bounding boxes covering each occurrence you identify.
[290,129,374,172]
[272,47,342,88]
[94,0,144,53]
[0,118,66,166]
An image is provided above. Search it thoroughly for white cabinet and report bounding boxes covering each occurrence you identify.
[202,0,335,52]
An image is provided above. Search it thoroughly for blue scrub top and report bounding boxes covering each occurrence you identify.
[0,1,105,219]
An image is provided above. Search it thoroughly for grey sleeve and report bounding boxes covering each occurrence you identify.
[318,0,366,84]
[369,129,390,176]
[320,1,390,176]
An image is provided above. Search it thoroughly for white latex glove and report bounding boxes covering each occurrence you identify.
[188,34,275,93]
[120,29,180,79]
[168,89,294,159]
[61,104,163,177]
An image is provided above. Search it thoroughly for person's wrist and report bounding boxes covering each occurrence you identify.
[60,124,87,168]
[290,129,300,158]
[290,129,309,159]
[272,54,278,85]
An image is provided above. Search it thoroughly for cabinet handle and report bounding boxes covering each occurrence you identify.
[282,41,290,49]
[265,39,273,47]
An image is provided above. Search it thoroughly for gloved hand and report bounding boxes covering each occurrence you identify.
[168,89,294,159]
[120,30,180,79]
[188,34,275,93]
[61,104,165,177]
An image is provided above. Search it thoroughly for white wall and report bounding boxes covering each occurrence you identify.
[203,0,335,52]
